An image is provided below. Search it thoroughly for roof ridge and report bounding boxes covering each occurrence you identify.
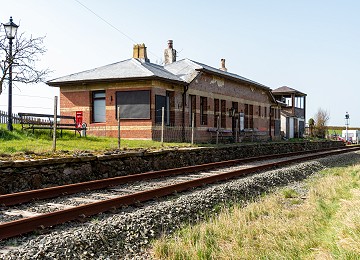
[187,59,270,90]
[130,58,154,76]
[142,61,186,82]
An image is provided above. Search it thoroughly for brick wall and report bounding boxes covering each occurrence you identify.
[58,73,278,141]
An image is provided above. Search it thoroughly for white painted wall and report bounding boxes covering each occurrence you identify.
[289,117,294,138]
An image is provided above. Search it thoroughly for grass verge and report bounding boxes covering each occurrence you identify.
[0,124,193,156]
[151,164,360,259]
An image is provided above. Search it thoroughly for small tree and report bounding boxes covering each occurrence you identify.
[308,118,315,137]
[0,32,50,95]
[314,108,330,138]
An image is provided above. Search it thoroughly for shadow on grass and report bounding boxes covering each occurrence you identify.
[0,127,23,140]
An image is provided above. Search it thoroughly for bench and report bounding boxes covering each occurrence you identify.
[241,129,269,142]
[208,127,235,143]
[18,113,86,136]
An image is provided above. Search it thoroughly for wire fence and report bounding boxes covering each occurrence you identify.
[1,107,270,148]
[0,96,268,154]
[152,125,199,143]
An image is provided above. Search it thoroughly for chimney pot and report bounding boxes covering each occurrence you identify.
[220,58,227,72]
[133,43,150,62]
[164,40,176,64]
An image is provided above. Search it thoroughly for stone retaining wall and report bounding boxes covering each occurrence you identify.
[0,141,344,194]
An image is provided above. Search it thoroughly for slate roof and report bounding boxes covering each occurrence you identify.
[165,59,271,91]
[272,86,306,96]
[47,58,187,86]
[47,57,276,102]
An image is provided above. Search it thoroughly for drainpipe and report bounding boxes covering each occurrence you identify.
[182,84,189,142]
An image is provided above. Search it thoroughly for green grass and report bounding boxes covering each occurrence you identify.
[151,164,360,259]
[0,124,194,155]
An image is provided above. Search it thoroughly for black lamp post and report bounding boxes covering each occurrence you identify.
[3,16,19,131]
[345,112,350,142]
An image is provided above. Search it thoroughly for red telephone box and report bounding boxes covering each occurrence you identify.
[75,111,83,128]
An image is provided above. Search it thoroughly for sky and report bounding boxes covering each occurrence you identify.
[0,0,359,127]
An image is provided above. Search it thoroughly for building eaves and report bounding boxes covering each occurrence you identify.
[272,86,307,96]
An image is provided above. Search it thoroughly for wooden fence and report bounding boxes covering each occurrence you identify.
[0,110,21,124]
[0,110,51,125]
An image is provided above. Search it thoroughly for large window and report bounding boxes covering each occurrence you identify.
[200,97,208,125]
[244,104,254,129]
[116,90,150,119]
[92,91,106,123]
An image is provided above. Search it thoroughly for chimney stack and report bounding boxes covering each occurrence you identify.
[133,43,150,62]
[219,59,227,72]
[164,40,177,64]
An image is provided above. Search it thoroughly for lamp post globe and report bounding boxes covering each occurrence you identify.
[3,17,19,39]
[3,17,19,131]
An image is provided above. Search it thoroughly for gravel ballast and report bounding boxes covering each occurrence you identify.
[1,152,360,259]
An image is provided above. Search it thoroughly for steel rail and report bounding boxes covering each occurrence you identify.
[0,146,354,207]
[0,146,359,240]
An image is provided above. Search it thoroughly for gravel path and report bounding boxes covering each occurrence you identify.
[1,151,359,259]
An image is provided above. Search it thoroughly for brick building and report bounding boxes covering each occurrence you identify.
[47,42,281,142]
[272,86,307,139]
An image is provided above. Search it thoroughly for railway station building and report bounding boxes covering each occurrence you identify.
[272,86,307,139]
[47,41,282,143]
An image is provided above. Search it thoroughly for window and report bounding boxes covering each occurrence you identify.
[167,91,175,125]
[244,104,249,128]
[232,101,238,115]
[155,95,167,124]
[244,104,254,129]
[92,91,106,123]
[189,95,196,127]
[155,91,174,125]
[258,105,261,116]
[249,104,254,128]
[200,97,208,125]
[116,90,150,119]
[264,107,267,118]
[221,100,226,128]
[214,99,219,128]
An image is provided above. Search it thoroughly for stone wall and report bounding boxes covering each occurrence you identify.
[0,141,344,194]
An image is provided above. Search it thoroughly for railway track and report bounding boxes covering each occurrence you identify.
[0,145,359,240]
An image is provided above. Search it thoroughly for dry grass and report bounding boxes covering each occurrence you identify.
[151,165,360,259]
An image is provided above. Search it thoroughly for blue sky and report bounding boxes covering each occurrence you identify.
[1,0,359,127]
